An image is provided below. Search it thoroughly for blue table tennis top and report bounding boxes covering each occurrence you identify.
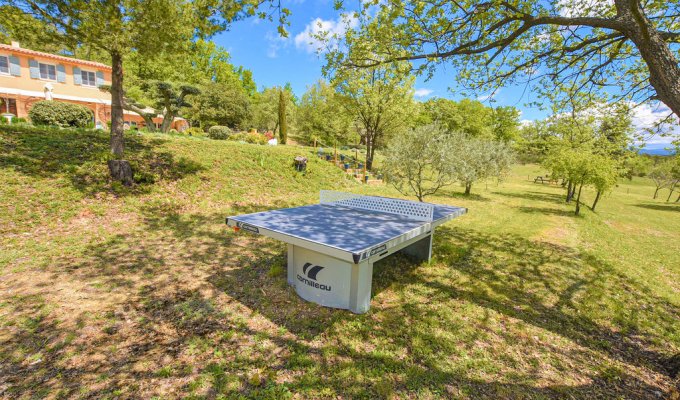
[227,202,466,255]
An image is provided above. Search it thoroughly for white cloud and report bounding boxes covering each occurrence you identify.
[629,103,678,146]
[294,14,358,54]
[265,30,289,58]
[414,88,433,98]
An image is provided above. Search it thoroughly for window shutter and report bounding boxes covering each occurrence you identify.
[56,64,66,83]
[73,67,82,85]
[8,56,21,76]
[95,71,104,87]
[29,59,39,79]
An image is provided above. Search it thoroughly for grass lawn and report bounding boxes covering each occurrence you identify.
[0,126,678,399]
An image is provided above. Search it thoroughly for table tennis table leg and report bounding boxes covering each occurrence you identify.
[287,244,296,287]
[401,231,433,263]
[349,260,373,314]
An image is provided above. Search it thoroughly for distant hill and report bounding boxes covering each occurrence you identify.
[638,147,676,156]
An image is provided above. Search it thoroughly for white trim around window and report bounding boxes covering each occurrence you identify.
[80,69,97,87]
[38,62,57,81]
[0,55,9,75]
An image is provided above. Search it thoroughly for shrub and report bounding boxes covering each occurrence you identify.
[245,131,268,145]
[208,125,232,140]
[12,117,28,124]
[28,101,93,128]
[184,127,205,137]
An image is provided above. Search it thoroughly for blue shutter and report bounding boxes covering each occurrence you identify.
[29,59,39,79]
[56,64,66,83]
[8,56,21,76]
[95,71,104,87]
[73,67,82,85]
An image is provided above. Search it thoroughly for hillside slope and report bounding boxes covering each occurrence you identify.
[0,126,678,399]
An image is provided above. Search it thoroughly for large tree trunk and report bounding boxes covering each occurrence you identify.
[464,182,472,195]
[616,0,680,117]
[160,109,174,133]
[591,190,602,211]
[110,50,125,157]
[365,133,374,170]
[108,50,133,185]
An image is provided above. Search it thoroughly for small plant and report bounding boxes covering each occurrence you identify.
[208,125,232,140]
[28,101,93,128]
[184,127,205,137]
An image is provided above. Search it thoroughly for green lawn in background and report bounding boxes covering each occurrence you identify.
[0,126,678,399]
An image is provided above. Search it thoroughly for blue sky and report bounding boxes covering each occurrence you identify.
[213,1,676,149]
[214,1,549,122]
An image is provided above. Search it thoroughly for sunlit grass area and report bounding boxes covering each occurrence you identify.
[0,126,678,399]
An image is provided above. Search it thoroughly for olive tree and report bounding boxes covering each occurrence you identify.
[383,124,456,201]
[449,134,514,195]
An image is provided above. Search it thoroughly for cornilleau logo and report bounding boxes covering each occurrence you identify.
[297,263,331,291]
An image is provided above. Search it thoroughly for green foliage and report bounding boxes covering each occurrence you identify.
[186,81,250,130]
[544,149,620,213]
[28,101,93,128]
[383,124,456,201]
[420,98,520,141]
[229,131,268,145]
[298,80,356,146]
[0,5,66,53]
[332,62,416,169]
[447,133,515,195]
[250,86,297,133]
[208,126,232,140]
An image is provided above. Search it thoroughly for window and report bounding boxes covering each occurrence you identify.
[39,63,56,80]
[81,70,96,87]
[0,56,8,75]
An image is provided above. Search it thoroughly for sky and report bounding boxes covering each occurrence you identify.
[213,0,676,150]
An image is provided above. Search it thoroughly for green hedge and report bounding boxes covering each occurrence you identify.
[208,125,232,140]
[29,101,93,128]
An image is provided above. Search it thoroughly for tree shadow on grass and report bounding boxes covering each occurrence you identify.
[635,203,680,212]
[517,206,576,217]
[432,226,679,378]
[495,190,566,203]
[0,127,204,196]
[2,203,678,398]
[436,188,491,202]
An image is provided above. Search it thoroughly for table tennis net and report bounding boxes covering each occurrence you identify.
[319,190,434,222]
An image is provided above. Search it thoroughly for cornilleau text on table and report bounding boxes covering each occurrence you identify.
[226,191,467,313]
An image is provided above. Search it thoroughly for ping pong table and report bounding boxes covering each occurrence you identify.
[226,191,467,313]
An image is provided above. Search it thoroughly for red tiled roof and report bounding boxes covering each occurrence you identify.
[0,43,111,70]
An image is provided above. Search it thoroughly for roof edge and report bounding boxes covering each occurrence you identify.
[0,43,111,71]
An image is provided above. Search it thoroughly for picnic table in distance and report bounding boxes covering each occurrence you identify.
[534,175,559,184]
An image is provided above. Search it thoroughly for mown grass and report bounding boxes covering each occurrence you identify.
[0,125,678,399]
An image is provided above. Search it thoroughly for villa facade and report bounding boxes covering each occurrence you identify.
[0,41,186,130]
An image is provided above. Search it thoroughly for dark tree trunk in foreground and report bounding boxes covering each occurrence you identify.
[667,187,676,202]
[464,182,472,195]
[653,187,660,199]
[615,0,680,118]
[591,190,602,211]
[108,50,133,185]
